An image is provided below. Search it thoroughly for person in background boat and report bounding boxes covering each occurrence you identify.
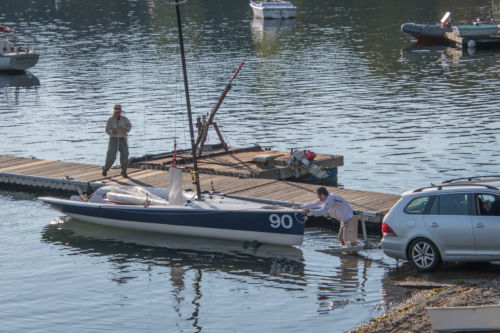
[102,104,132,178]
[301,187,358,246]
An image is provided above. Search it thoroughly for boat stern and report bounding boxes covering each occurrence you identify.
[2,52,39,71]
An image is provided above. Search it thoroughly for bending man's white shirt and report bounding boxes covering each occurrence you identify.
[300,194,354,222]
[301,193,358,246]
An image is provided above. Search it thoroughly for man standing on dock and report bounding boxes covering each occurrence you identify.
[102,104,132,178]
[301,187,358,247]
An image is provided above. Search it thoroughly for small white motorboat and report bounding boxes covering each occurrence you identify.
[0,26,39,72]
[250,1,297,19]
[427,304,500,332]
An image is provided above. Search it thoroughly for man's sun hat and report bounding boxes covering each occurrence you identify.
[113,104,123,112]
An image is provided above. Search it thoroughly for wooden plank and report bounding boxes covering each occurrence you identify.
[0,157,45,169]
[0,159,53,172]
[0,155,28,164]
[14,163,90,178]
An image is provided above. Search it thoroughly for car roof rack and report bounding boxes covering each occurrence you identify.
[413,183,499,193]
[442,175,500,183]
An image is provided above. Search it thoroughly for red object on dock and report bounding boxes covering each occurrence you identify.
[305,150,316,161]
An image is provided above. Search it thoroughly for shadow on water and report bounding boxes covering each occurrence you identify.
[0,72,40,105]
[386,260,500,286]
[0,72,40,89]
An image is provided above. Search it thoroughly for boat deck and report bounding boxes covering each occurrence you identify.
[0,155,400,222]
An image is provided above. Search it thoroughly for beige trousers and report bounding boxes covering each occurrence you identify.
[338,215,359,245]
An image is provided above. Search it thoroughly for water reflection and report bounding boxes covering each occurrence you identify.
[41,218,306,284]
[442,47,500,65]
[385,260,500,285]
[400,44,446,62]
[0,72,39,88]
[40,219,308,330]
[400,44,500,69]
[54,0,62,11]
[0,72,39,113]
[0,72,40,103]
[39,218,407,319]
[251,17,296,58]
[0,188,417,331]
[316,256,362,313]
[251,17,296,40]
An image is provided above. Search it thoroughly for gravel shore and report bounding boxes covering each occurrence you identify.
[351,279,500,332]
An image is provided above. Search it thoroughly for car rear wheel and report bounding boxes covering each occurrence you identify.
[408,238,441,271]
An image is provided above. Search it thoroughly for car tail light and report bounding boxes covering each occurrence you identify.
[382,223,397,236]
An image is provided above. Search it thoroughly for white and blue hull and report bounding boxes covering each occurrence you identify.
[39,196,305,246]
[0,53,39,71]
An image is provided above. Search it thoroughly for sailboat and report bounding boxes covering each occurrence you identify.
[39,0,305,247]
[0,26,39,72]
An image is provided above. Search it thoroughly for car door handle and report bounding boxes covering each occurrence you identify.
[430,222,439,228]
[475,223,485,229]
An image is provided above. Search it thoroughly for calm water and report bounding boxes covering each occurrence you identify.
[1,0,498,193]
[0,191,407,332]
[0,0,499,331]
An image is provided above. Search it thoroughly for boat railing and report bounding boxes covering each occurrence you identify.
[251,1,296,8]
[0,33,37,54]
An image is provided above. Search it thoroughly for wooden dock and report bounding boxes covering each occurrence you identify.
[0,155,399,223]
[130,145,343,183]
[444,31,500,48]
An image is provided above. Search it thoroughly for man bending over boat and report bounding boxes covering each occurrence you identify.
[102,104,132,178]
[301,187,358,246]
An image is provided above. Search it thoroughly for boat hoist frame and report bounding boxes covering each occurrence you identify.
[195,59,245,157]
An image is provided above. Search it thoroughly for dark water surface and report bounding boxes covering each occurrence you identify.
[0,0,498,332]
[1,0,498,193]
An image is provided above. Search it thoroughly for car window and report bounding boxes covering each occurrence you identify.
[439,193,468,215]
[477,194,500,216]
[404,196,431,215]
[428,196,439,215]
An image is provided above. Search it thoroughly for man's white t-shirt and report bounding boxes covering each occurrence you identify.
[301,193,354,222]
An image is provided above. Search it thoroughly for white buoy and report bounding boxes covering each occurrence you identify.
[467,40,476,48]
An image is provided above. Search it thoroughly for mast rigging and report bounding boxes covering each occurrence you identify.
[174,0,202,200]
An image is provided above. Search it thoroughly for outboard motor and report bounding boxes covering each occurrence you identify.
[287,149,329,179]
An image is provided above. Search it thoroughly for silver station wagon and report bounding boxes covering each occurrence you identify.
[382,177,500,271]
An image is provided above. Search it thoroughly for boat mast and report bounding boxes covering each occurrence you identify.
[174,0,202,200]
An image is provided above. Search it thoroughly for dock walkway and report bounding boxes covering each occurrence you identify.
[444,31,500,47]
[0,155,399,222]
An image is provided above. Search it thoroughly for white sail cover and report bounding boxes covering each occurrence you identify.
[89,185,170,205]
[168,166,183,205]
